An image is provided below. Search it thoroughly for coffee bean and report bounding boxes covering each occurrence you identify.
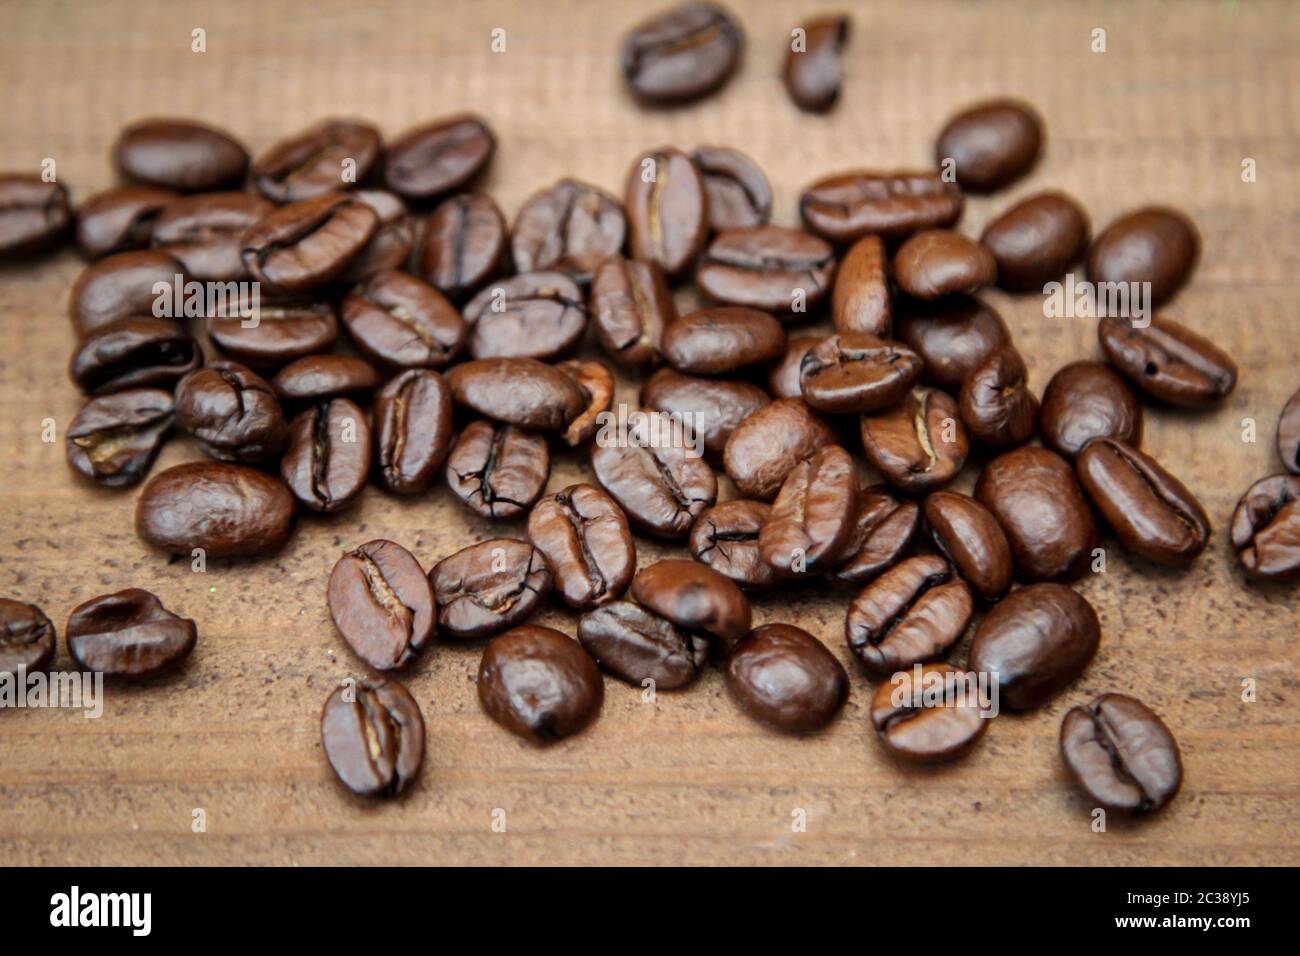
[1039,360,1143,459]
[209,300,338,368]
[845,554,972,674]
[968,583,1100,710]
[590,255,675,369]
[328,539,435,670]
[478,625,603,743]
[272,354,382,404]
[430,539,553,640]
[935,99,1043,192]
[1060,693,1182,813]
[0,599,56,675]
[974,446,1097,580]
[151,191,273,281]
[280,398,371,512]
[175,360,287,462]
[1230,475,1300,581]
[511,179,627,283]
[827,485,921,586]
[69,317,201,395]
[727,624,848,732]
[630,558,751,644]
[783,15,849,113]
[620,2,744,104]
[384,115,495,202]
[860,385,969,494]
[799,333,923,414]
[893,229,997,300]
[578,600,707,690]
[241,193,378,294]
[446,358,587,432]
[321,679,424,797]
[923,491,1013,601]
[136,460,295,557]
[341,267,466,368]
[417,193,506,302]
[528,484,636,610]
[1278,388,1300,474]
[75,185,176,259]
[250,119,383,202]
[66,588,196,677]
[66,388,174,487]
[556,359,615,447]
[693,146,772,230]
[689,499,777,590]
[766,336,819,399]
[895,294,1009,392]
[870,662,991,763]
[661,306,786,374]
[1098,316,1237,408]
[696,225,835,313]
[626,146,708,280]
[641,367,769,460]
[68,249,185,337]
[0,174,71,258]
[1087,207,1199,307]
[464,271,588,361]
[980,191,1090,291]
[799,170,963,243]
[759,445,857,576]
[337,190,418,284]
[113,118,248,192]
[832,235,891,336]
[958,346,1038,447]
[724,397,836,500]
[373,368,453,494]
[446,420,549,520]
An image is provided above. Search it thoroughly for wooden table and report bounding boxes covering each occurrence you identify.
[1,0,1297,866]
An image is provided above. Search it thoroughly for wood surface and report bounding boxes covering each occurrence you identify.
[1,0,1297,866]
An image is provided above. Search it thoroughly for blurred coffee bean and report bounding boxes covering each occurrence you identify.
[114,118,248,192]
[695,225,835,314]
[832,235,891,337]
[620,2,744,104]
[1230,475,1300,581]
[980,191,1089,291]
[272,354,382,404]
[661,306,786,374]
[0,598,56,675]
[641,367,769,460]
[1087,206,1199,307]
[68,249,185,337]
[250,118,382,202]
[418,193,506,301]
[783,15,849,113]
[626,146,708,280]
[151,191,272,281]
[893,229,997,300]
[384,115,495,201]
[511,178,627,283]
[799,170,962,243]
[75,185,176,259]
[69,317,201,395]
[935,99,1043,192]
[241,193,378,294]
[693,146,772,230]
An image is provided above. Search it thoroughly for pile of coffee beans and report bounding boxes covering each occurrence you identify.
[4,2,1297,820]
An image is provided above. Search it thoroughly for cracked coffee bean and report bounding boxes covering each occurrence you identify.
[280,397,371,513]
[590,254,675,369]
[240,193,378,294]
[478,625,603,744]
[529,484,636,611]
[958,345,1038,448]
[0,599,56,675]
[1230,474,1300,581]
[66,588,197,678]
[321,679,424,797]
[430,539,553,640]
[174,360,287,463]
[845,554,973,675]
[66,388,174,487]
[446,420,549,520]
[689,499,776,590]
[372,368,453,494]
[578,600,707,690]
[1060,693,1182,813]
[328,539,435,671]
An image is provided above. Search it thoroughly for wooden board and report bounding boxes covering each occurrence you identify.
[1,0,1297,866]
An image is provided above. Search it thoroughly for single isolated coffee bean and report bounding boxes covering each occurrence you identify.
[968,583,1100,710]
[590,254,675,369]
[328,540,435,671]
[336,189,417,284]
[958,346,1038,447]
[578,600,707,690]
[528,484,636,610]
[695,225,835,314]
[641,367,769,460]
[0,175,71,257]
[935,99,1043,193]
[630,558,751,645]
[724,397,836,500]
[1098,316,1237,408]
[372,368,453,494]
[693,146,772,230]
[620,2,744,105]
[923,491,1013,601]
[174,360,286,462]
[980,191,1090,291]
[320,679,424,797]
[1061,693,1182,813]
[689,499,777,590]
[556,359,615,447]
[870,662,991,764]
[1087,206,1200,307]
[136,461,295,557]
[273,354,382,404]
[151,191,273,282]
[68,249,185,337]
[446,357,587,432]
[767,336,819,399]
[832,235,891,337]
[1230,475,1300,581]
[418,193,506,301]
[113,118,248,192]
[209,300,338,368]
[845,554,973,675]
[240,193,378,294]
[799,170,963,243]
[280,398,371,513]
[342,268,466,368]
[895,294,1009,392]
[511,179,627,282]
[1278,387,1300,474]
[478,626,603,744]
[626,146,709,280]
[66,588,196,677]
[384,115,495,202]
[661,306,786,374]
[860,385,969,495]
[66,388,174,487]
[799,332,922,414]
[726,624,848,733]
[783,15,849,113]
[430,539,553,640]
[465,271,588,361]
[827,485,921,586]
[446,420,549,520]
[70,317,202,395]
[0,599,56,675]
[75,184,176,259]
[759,445,857,576]
[893,229,997,300]
[1039,360,1142,459]
[250,118,382,202]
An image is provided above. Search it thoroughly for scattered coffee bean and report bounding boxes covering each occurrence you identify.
[799,170,963,243]
[870,662,991,763]
[68,249,185,337]
[328,539,435,670]
[724,397,836,500]
[767,336,819,399]
[831,235,891,336]
[0,599,56,675]
[341,267,466,368]
[696,225,835,313]
[759,445,857,576]
[556,358,615,447]
[384,115,495,201]
[1230,475,1300,581]
[321,679,424,797]
[626,146,708,280]
[241,193,378,294]
[980,191,1089,291]
[113,118,248,192]
[69,317,201,395]
[280,398,371,512]
[528,484,636,610]
[783,15,849,113]
[799,332,923,414]
[1098,315,1237,408]
[464,271,588,361]
[175,360,286,462]
[661,306,786,374]
[895,294,1010,392]
[478,625,603,743]
[620,2,744,105]
[1278,388,1300,474]
[418,193,506,302]
[923,491,1013,600]
[860,385,969,494]
[372,368,453,494]
[935,99,1043,192]
[66,588,196,677]
[827,485,921,586]
[893,229,997,300]
[641,367,769,460]
[1087,206,1199,307]
[136,461,295,557]
[209,300,338,368]
[845,554,972,674]
[727,624,848,732]
[511,179,627,282]
[430,539,553,640]
[958,345,1038,447]
[272,354,382,404]
[578,600,707,690]
[1039,360,1143,459]
[446,357,587,431]
[250,118,382,202]
[1060,693,1182,813]
[693,146,772,230]
[0,174,71,258]
[446,420,549,520]
[337,190,417,284]
[630,558,751,644]
[66,388,174,487]
[689,499,777,590]
[590,254,675,369]
[75,184,176,259]
[151,191,273,281]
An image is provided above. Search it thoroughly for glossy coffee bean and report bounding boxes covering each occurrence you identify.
[860,386,969,495]
[446,358,587,432]
[1278,388,1300,474]
[696,225,835,313]
[136,461,295,557]
[870,662,991,763]
[66,588,197,677]
[151,191,273,281]
[799,170,963,243]
[845,554,972,674]
[372,369,453,494]
[250,118,382,202]
[465,271,587,361]
[923,491,1013,600]
[113,118,248,192]
[1060,693,1182,813]
[272,354,382,404]
[430,539,553,640]
[75,185,177,259]
[0,599,56,675]
[968,583,1100,710]
[0,175,71,257]
[590,255,675,369]
[767,336,819,399]
[321,679,424,797]
[70,317,201,395]
[328,539,435,671]
[342,268,466,368]
[895,294,1009,392]
[578,600,707,690]
[641,368,769,460]
[620,2,744,104]
[1039,360,1142,459]
[783,15,849,113]
[630,558,751,644]
[528,484,636,610]
[1087,207,1199,307]
[975,446,1097,580]
[799,333,922,414]
[556,359,615,447]
[693,146,771,230]
[1098,316,1237,408]
[661,306,785,374]
[689,499,777,590]
[68,249,185,337]
[280,398,371,512]
[893,229,997,300]
[175,360,286,462]
[478,626,603,744]
[384,115,495,201]
[209,300,338,367]
[832,235,891,337]
[1230,475,1300,581]
[935,99,1043,192]
[980,191,1089,291]
[724,397,836,500]
[626,146,708,280]
[66,388,174,487]
[446,420,549,520]
[336,190,417,284]
[827,486,921,586]
[759,445,857,576]
[511,179,627,283]
[418,193,506,302]
[727,624,848,732]
[241,193,378,294]
[958,346,1038,447]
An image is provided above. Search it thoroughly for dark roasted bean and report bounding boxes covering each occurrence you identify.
[418,192,506,302]
[831,235,891,336]
[799,332,922,414]
[280,398,371,512]
[893,229,997,300]
[341,268,466,368]
[446,420,549,520]
[328,539,435,670]
[630,558,751,644]
[208,300,338,368]
[1230,475,1300,581]
[661,306,786,375]
[827,485,921,586]
[1098,315,1237,408]
[859,385,969,494]
[578,600,707,690]
[766,336,819,399]
[0,175,71,257]
[695,225,835,314]
[66,588,196,677]
[511,179,627,283]
[384,115,495,201]
[174,360,286,462]
[958,346,1038,447]
[66,388,174,487]
[845,554,972,674]
[783,15,849,113]
[693,146,772,230]
[478,625,603,743]
[935,99,1043,192]
[727,624,848,732]
[1087,207,1200,307]
[0,599,56,675]
[759,445,857,576]
[870,662,991,763]
[620,2,744,105]
[337,190,417,284]
[75,185,177,259]
[1039,360,1143,459]
[321,679,424,797]
[113,118,248,192]
[136,461,296,557]
[272,354,382,404]
[372,369,453,495]
[464,271,587,361]
[799,170,963,243]
[446,357,587,432]
[895,294,1010,392]
[556,359,615,447]
[528,484,636,610]
[250,119,382,202]
[980,191,1090,291]
[430,539,552,640]
[724,397,836,500]
[1278,388,1300,474]
[689,499,777,590]
[240,193,378,294]
[68,249,185,337]
[1061,693,1183,813]
[590,254,675,369]
[151,191,272,281]
[69,317,201,395]
[625,146,708,280]
[641,367,769,460]
[923,491,1013,601]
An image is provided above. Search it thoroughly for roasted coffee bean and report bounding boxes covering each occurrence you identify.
[446,421,549,520]
[1098,316,1237,408]
[1039,360,1142,459]
[1076,438,1209,567]
[870,662,991,763]
[66,388,174,487]
[136,461,295,557]
[590,410,717,537]
[620,2,744,104]
[0,599,56,675]
[1278,388,1300,474]
[827,486,921,586]
[968,583,1100,710]
[66,588,196,678]
[272,354,382,404]
[321,679,424,797]
[446,358,587,432]
[860,386,969,495]
[511,179,627,282]
[895,294,1009,392]
[341,268,466,368]
[1230,475,1300,581]
[799,170,963,243]
[832,235,891,336]
[661,306,786,374]
[767,336,819,399]
[464,271,587,361]
[727,624,848,732]
[528,484,636,610]
[724,397,836,500]
[590,255,675,369]
[69,317,201,395]
[626,146,708,280]
[845,554,972,674]
[68,249,185,337]
[689,499,777,589]
[174,360,286,462]
[372,368,453,494]
[630,558,751,644]
[418,193,506,302]
[980,191,1090,291]
[693,146,772,230]
[557,359,614,447]
[695,225,835,313]
[783,15,849,113]
[151,191,273,281]
[0,175,71,257]
[641,368,769,460]
[75,185,177,259]
[923,491,1013,600]
[478,625,603,743]
[113,118,248,192]
[430,539,552,640]
[337,190,417,284]
[958,346,1038,447]
[241,193,378,294]
[759,445,857,576]
[974,446,1097,580]
[935,99,1043,192]
[250,119,382,202]
[384,115,495,201]
[578,600,707,690]
[799,333,922,414]
[893,229,997,300]
[209,300,338,367]
[280,398,371,512]
[1060,693,1182,813]
[1087,207,1199,307]
[328,539,435,670]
